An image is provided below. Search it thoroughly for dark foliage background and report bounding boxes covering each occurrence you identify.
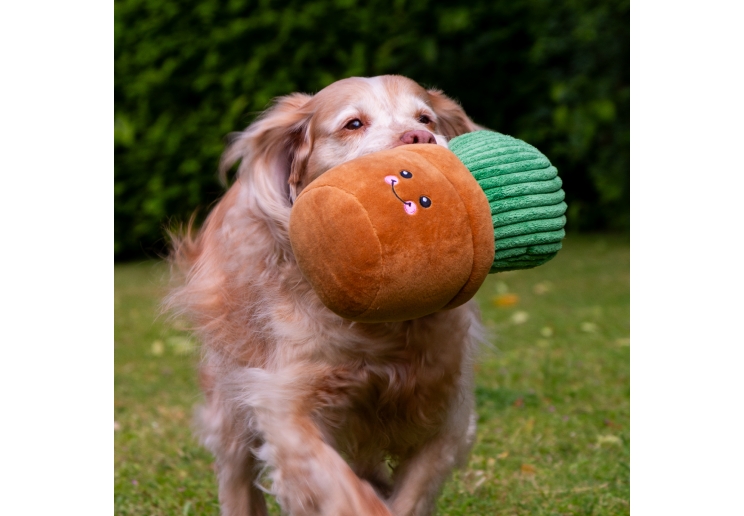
[114,0,629,260]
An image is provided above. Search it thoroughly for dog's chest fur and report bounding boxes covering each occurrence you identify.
[305,314,471,462]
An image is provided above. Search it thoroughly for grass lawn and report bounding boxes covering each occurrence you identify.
[114,232,629,515]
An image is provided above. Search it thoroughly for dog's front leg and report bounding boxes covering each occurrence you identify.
[214,441,269,516]
[388,401,477,516]
[196,392,269,516]
[231,367,393,516]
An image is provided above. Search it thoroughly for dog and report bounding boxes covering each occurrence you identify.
[166,75,485,516]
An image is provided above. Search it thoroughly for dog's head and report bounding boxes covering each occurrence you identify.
[220,75,478,246]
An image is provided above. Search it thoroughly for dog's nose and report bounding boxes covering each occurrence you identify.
[399,130,437,145]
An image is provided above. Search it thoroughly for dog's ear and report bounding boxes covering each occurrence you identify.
[427,89,479,139]
[219,93,313,203]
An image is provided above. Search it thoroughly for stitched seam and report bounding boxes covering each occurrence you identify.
[305,185,383,318]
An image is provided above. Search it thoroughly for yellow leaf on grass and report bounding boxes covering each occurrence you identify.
[151,340,164,356]
[492,293,519,307]
[497,451,509,459]
[524,418,535,434]
[533,281,553,295]
[580,322,598,333]
[520,464,536,475]
[597,434,622,446]
[511,311,529,324]
[167,336,194,356]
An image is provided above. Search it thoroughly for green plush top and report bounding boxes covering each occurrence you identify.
[449,131,567,273]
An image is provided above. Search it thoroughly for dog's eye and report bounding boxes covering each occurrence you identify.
[418,115,432,124]
[400,170,412,179]
[419,196,432,208]
[344,119,364,130]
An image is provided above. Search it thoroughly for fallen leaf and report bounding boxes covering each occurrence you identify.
[472,476,487,491]
[520,464,537,475]
[492,293,519,307]
[524,418,535,433]
[597,434,622,446]
[460,469,489,494]
[531,482,609,495]
[532,281,553,295]
[580,322,598,333]
[167,336,194,356]
[157,405,186,420]
[470,455,483,465]
[603,419,622,429]
[511,311,529,324]
[151,340,164,356]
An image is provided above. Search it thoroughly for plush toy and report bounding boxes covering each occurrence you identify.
[289,131,566,323]
[449,131,567,271]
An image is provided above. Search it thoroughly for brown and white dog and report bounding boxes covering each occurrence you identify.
[166,75,485,516]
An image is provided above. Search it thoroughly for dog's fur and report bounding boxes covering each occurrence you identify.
[166,76,484,516]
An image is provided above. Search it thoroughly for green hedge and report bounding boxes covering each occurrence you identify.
[115,0,629,259]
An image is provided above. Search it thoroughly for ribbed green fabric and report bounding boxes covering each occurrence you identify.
[449,131,567,273]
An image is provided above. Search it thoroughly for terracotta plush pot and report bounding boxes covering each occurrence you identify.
[289,144,494,323]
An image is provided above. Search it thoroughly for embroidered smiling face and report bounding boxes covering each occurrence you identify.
[289,144,494,322]
[384,170,433,215]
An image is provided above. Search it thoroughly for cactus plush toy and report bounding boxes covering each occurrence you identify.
[449,131,566,271]
[289,131,566,323]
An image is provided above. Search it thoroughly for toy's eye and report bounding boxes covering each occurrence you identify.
[418,114,432,124]
[419,196,432,208]
[400,170,412,179]
[344,119,364,130]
